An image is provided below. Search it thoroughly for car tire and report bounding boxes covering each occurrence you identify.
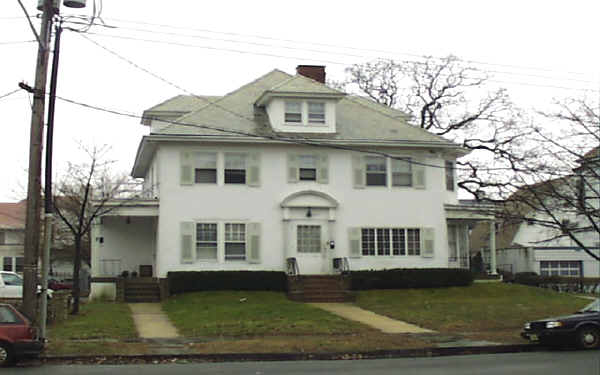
[0,342,15,367]
[576,326,600,350]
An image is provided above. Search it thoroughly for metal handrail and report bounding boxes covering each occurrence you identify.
[341,257,350,274]
[286,257,300,276]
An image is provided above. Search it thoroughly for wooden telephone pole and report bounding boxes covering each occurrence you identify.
[22,0,55,321]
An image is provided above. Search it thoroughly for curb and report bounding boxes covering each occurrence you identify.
[40,344,542,364]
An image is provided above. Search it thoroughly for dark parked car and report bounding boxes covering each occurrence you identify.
[521,298,600,349]
[48,278,72,291]
[0,304,44,366]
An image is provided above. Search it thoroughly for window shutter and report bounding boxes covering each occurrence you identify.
[413,159,426,189]
[247,153,261,187]
[247,222,261,264]
[348,227,362,258]
[421,228,434,258]
[352,155,365,189]
[180,152,193,185]
[180,222,195,264]
[317,154,329,184]
[287,154,299,183]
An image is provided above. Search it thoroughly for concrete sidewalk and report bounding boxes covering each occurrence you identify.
[129,303,180,339]
[310,303,434,334]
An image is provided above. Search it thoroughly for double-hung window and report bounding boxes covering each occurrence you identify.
[308,102,325,124]
[285,101,302,123]
[360,228,420,256]
[445,161,455,191]
[298,155,317,181]
[194,152,217,183]
[2,257,11,272]
[196,223,218,260]
[365,156,387,186]
[225,223,246,261]
[392,158,412,187]
[225,153,246,184]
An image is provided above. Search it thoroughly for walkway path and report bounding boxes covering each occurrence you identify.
[129,303,180,339]
[309,303,434,334]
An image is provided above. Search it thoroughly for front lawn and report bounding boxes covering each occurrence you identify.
[355,283,590,343]
[46,301,139,356]
[48,301,137,340]
[162,291,371,337]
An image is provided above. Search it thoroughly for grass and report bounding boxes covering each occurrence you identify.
[162,291,371,337]
[355,283,591,343]
[47,301,138,340]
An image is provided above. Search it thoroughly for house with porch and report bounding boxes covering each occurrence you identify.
[90,65,496,301]
[470,147,600,277]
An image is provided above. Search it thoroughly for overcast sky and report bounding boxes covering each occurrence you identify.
[1,0,598,202]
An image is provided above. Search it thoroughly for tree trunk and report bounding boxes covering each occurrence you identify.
[71,235,82,314]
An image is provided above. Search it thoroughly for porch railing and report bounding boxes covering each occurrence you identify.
[286,257,300,276]
[94,181,159,200]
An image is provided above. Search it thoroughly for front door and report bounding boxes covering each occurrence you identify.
[295,222,330,274]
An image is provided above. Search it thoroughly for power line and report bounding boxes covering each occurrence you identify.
[0,40,37,45]
[76,22,598,86]
[0,88,21,100]
[101,16,595,79]
[81,32,599,93]
[53,93,530,173]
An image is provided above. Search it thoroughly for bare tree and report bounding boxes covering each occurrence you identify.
[491,97,600,261]
[53,145,130,314]
[342,56,532,197]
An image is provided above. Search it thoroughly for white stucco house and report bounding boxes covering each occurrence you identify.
[90,65,496,299]
[471,147,600,278]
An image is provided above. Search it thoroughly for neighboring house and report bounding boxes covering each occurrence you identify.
[90,65,495,299]
[0,201,26,273]
[0,200,88,284]
[470,147,600,277]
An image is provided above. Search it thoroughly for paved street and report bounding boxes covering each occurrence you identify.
[5,351,600,374]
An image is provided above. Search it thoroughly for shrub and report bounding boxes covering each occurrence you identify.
[168,271,287,295]
[513,272,541,286]
[350,268,473,290]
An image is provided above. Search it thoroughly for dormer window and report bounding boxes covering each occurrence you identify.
[285,101,302,123]
[308,102,325,124]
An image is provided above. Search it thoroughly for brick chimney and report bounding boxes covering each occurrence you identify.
[296,65,326,83]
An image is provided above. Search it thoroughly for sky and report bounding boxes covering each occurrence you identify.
[0,0,598,202]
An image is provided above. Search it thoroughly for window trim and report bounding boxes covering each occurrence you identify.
[540,260,582,277]
[224,152,247,185]
[445,160,455,191]
[195,222,218,262]
[307,102,325,124]
[360,227,421,257]
[284,101,302,124]
[365,155,388,187]
[224,222,247,261]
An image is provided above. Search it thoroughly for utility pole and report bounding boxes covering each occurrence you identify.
[39,20,63,339]
[22,0,55,322]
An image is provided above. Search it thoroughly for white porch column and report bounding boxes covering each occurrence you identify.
[489,221,497,275]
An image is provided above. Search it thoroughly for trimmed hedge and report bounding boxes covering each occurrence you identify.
[514,272,600,288]
[168,271,287,295]
[350,268,474,290]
